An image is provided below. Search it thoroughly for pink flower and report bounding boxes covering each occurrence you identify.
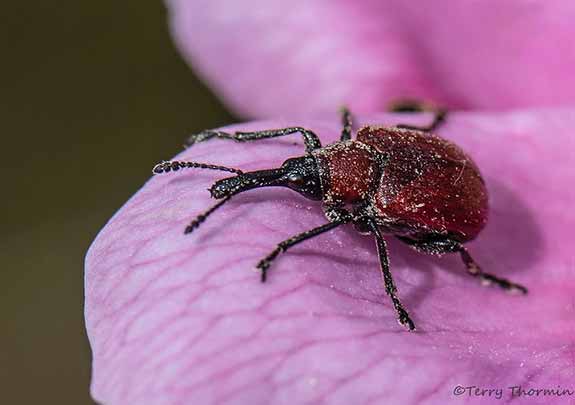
[167,1,575,118]
[85,110,575,404]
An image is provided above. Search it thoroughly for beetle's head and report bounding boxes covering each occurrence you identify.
[210,155,323,201]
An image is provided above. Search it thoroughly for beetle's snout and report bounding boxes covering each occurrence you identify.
[208,156,323,201]
[209,179,237,199]
[209,168,286,199]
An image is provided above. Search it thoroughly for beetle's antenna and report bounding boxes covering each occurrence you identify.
[183,167,288,235]
[182,155,323,235]
[184,194,233,234]
[153,160,243,175]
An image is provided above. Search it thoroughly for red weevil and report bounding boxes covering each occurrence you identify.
[153,105,527,331]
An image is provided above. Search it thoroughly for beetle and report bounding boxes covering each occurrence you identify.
[152,104,527,331]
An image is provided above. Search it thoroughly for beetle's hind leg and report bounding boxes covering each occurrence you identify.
[367,220,416,331]
[389,100,447,133]
[339,107,353,141]
[458,246,528,294]
[396,236,528,294]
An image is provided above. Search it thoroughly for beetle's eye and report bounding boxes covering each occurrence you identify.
[287,173,304,186]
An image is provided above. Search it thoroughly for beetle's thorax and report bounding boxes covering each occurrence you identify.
[313,140,383,205]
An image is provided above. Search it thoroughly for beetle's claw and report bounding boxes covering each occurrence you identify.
[483,274,529,295]
[257,262,269,283]
[507,282,528,295]
[398,311,416,332]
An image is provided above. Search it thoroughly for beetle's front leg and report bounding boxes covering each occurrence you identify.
[185,127,322,154]
[256,209,352,282]
[255,205,354,282]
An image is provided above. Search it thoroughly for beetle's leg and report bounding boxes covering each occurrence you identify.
[458,246,528,294]
[396,236,528,294]
[396,110,446,133]
[388,99,432,113]
[257,209,352,282]
[339,107,353,141]
[185,127,322,154]
[367,220,416,331]
[389,99,447,133]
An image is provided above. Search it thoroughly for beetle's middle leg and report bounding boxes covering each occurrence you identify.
[367,219,416,331]
[396,235,528,294]
[185,127,322,154]
[389,100,447,133]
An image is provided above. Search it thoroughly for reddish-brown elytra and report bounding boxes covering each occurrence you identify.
[153,104,528,331]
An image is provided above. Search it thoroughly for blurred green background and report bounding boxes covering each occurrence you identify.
[2,2,233,403]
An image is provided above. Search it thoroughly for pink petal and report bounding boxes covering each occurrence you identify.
[167,1,575,117]
[85,110,575,404]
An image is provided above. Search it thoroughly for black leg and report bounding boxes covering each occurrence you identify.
[257,214,351,282]
[388,99,447,133]
[458,246,528,294]
[396,110,446,133]
[185,127,322,154]
[396,235,528,294]
[388,99,432,113]
[367,220,416,331]
[340,107,353,141]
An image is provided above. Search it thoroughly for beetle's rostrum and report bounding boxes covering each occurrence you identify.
[209,156,323,201]
[153,105,528,331]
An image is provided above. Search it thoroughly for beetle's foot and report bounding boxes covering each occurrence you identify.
[256,252,279,283]
[184,130,219,148]
[459,248,528,295]
[397,308,416,332]
[479,273,528,295]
